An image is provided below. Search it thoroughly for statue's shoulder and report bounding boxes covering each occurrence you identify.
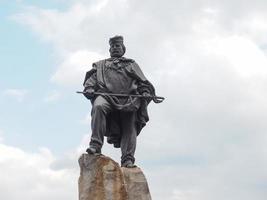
[92,57,136,68]
[122,57,136,63]
[85,59,107,76]
[93,59,108,68]
[123,58,141,71]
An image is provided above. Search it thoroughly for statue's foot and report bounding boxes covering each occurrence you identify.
[86,147,101,155]
[121,160,137,168]
[113,143,120,148]
[124,163,137,168]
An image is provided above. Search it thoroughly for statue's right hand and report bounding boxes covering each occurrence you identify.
[83,88,95,99]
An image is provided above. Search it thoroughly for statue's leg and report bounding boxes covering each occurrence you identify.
[120,111,137,167]
[89,96,112,153]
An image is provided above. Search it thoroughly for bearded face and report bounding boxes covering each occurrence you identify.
[109,43,125,58]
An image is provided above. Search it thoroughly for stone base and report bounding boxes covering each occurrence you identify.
[78,153,152,200]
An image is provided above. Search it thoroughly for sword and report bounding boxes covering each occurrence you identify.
[76,91,165,103]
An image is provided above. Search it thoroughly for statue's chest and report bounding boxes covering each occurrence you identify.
[102,61,133,91]
[104,61,127,73]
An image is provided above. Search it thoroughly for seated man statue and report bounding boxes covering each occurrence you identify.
[83,35,157,168]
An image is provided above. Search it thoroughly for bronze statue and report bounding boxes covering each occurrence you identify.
[81,36,163,168]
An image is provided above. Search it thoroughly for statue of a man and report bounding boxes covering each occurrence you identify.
[83,36,156,167]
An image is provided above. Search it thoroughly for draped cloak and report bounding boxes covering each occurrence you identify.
[83,57,156,148]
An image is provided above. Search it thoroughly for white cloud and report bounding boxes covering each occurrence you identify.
[44,90,61,102]
[51,50,104,87]
[3,89,28,102]
[79,112,91,125]
[0,130,3,143]
[0,143,77,200]
[207,35,267,78]
[171,189,198,200]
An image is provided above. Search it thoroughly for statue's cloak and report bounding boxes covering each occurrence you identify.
[83,58,155,147]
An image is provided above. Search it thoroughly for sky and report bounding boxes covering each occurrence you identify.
[1,0,267,199]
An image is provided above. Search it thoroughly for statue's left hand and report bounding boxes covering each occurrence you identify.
[83,88,95,99]
[142,92,152,100]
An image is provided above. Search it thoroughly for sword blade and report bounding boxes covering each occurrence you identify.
[76,91,165,102]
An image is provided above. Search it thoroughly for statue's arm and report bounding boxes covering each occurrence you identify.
[129,62,155,96]
[83,65,97,99]
[84,72,97,89]
[137,82,152,95]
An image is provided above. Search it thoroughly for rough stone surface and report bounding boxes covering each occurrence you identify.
[121,167,152,200]
[78,154,152,200]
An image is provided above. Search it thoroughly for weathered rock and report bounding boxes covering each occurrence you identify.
[121,167,152,200]
[78,153,152,200]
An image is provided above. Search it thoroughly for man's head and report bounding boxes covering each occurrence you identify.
[109,35,126,58]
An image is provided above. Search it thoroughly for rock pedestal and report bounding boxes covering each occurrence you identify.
[78,153,152,200]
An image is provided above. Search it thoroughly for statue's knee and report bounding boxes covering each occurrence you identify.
[93,104,106,113]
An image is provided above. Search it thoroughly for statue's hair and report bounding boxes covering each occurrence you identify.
[121,43,126,54]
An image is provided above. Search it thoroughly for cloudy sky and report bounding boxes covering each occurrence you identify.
[1,0,267,199]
